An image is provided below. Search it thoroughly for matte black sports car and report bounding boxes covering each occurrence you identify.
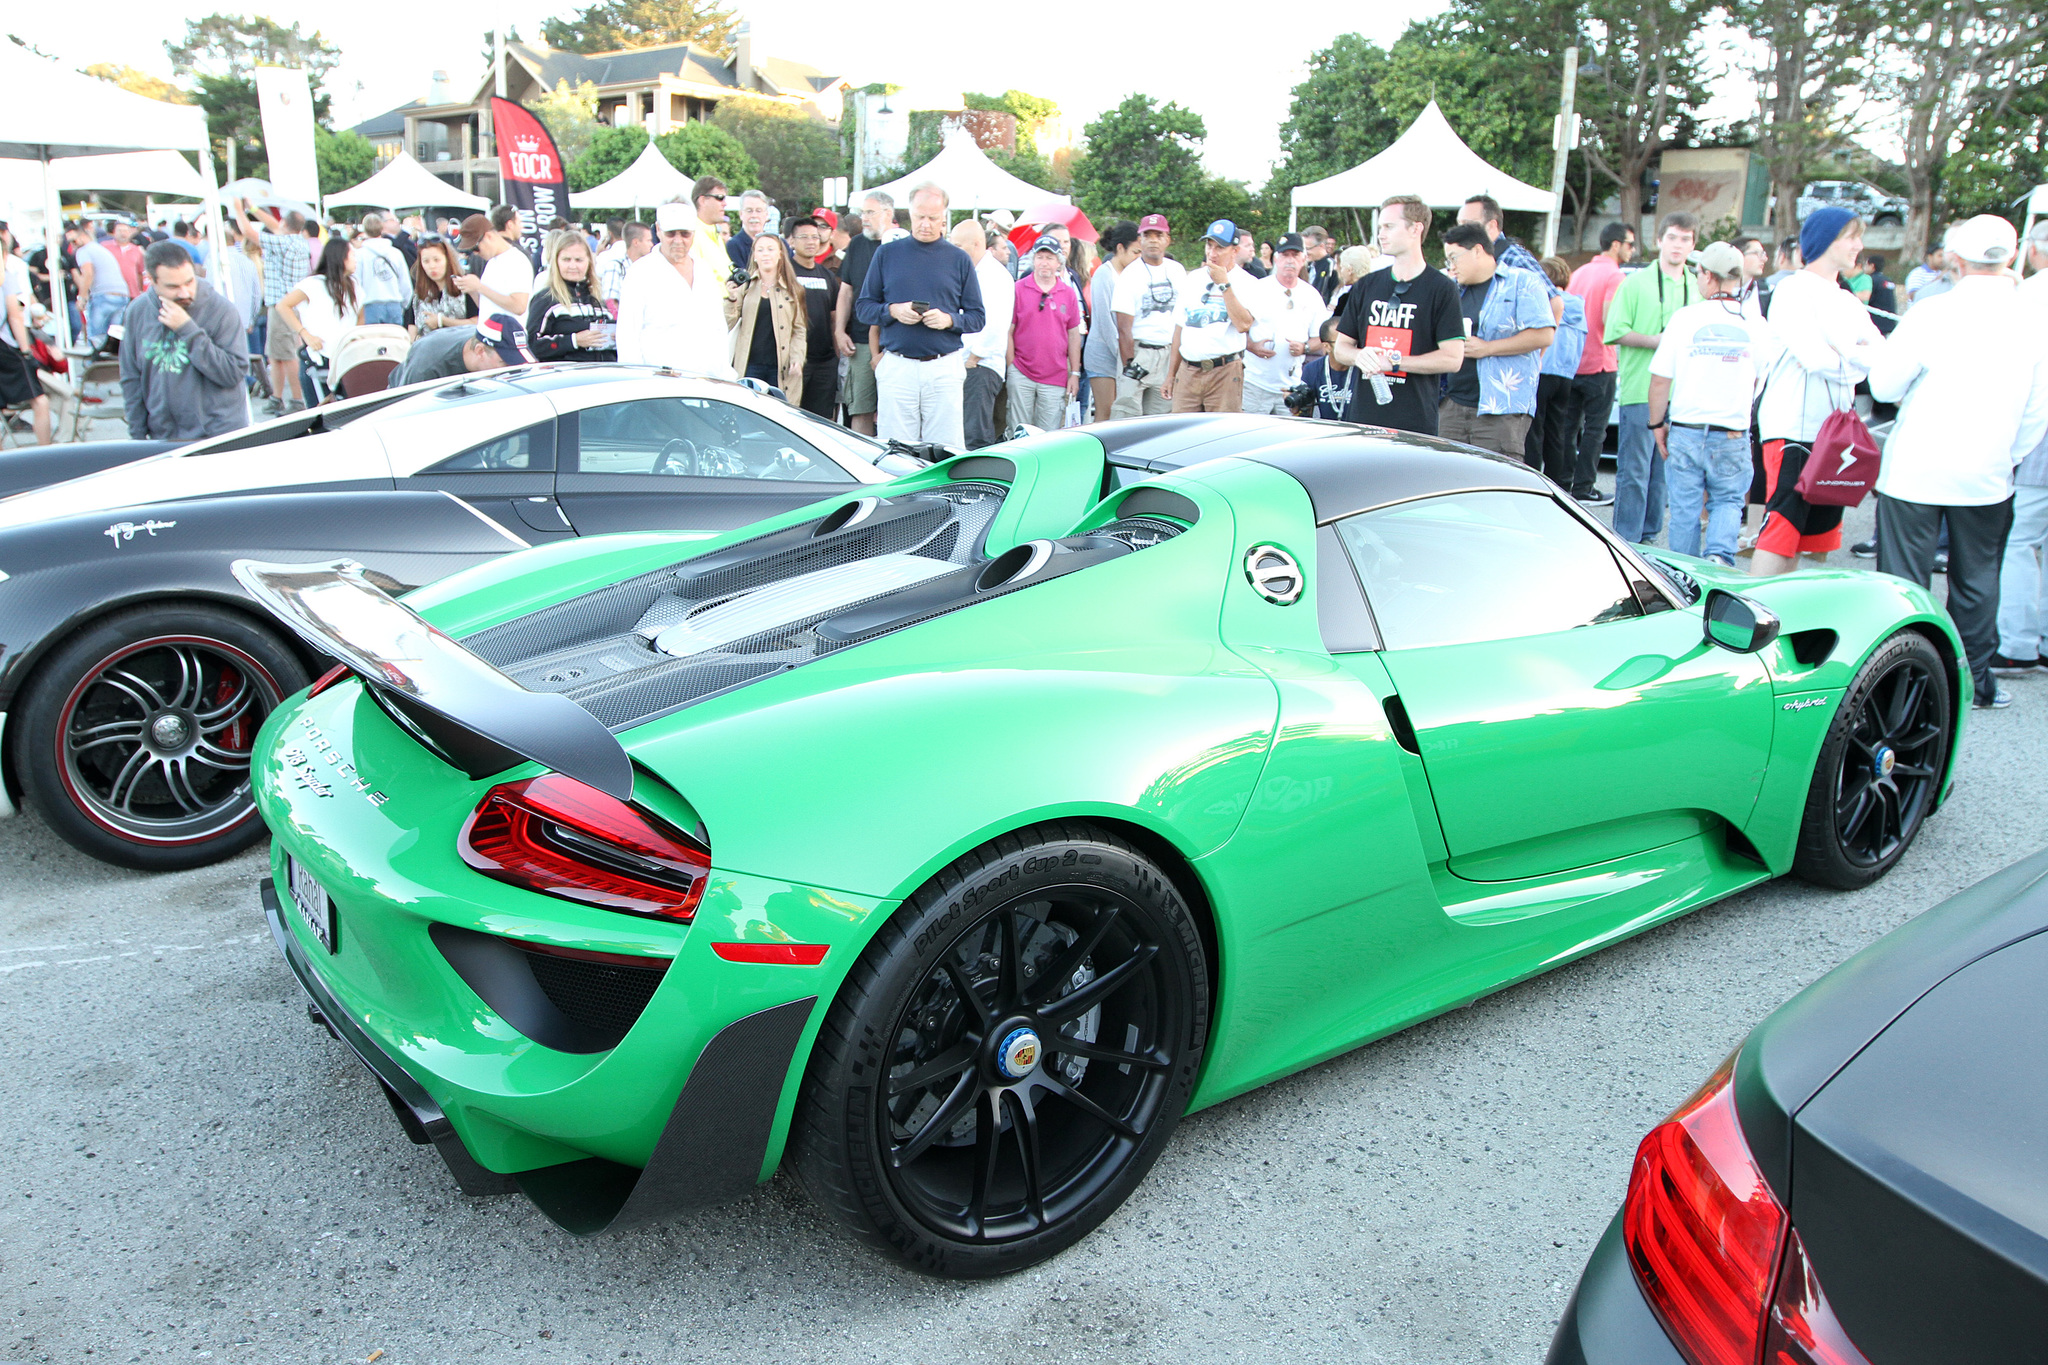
[0,365,916,871]
[1549,846,2048,1365]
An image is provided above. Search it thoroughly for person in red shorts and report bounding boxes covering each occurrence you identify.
[1750,206,1883,576]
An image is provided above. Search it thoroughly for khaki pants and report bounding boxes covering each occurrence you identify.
[1437,400,1532,460]
[1171,357,1243,413]
[845,340,879,416]
[1111,343,1171,418]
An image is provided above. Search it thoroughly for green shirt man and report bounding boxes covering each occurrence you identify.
[1605,224,1701,406]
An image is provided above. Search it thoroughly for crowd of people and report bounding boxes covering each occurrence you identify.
[2,180,2043,711]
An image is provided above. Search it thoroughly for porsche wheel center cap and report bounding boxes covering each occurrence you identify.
[1875,745,1896,779]
[150,713,191,749]
[996,1026,1041,1081]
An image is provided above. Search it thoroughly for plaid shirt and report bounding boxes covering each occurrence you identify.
[258,231,309,307]
[1496,236,1559,296]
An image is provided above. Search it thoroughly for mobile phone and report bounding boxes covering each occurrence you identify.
[910,301,932,315]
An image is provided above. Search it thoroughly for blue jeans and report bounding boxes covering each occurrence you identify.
[1998,485,2048,661]
[86,293,127,345]
[1664,426,1751,562]
[361,300,403,327]
[1613,403,1666,544]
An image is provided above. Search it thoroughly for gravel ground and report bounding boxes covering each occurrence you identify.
[3,489,2043,1365]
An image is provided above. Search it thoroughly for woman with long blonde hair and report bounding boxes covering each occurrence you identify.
[725,233,806,402]
[527,232,616,362]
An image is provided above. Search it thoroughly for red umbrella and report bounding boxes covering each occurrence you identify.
[1008,201,1096,251]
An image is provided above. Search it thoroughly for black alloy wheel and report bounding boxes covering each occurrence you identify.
[17,604,307,870]
[796,823,1209,1277]
[1794,630,1952,889]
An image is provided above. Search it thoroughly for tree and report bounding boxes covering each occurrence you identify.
[531,80,605,168]
[569,124,650,192]
[711,96,842,210]
[83,63,191,104]
[963,89,1060,155]
[1872,0,2045,256]
[166,14,340,95]
[194,74,267,182]
[1070,95,1209,232]
[1576,0,1715,231]
[542,0,738,56]
[1730,0,1878,240]
[653,123,757,190]
[1272,35,1403,201]
[315,128,377,197]
[1940,71,2048,223]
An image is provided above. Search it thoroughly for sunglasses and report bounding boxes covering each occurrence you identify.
[703,193,727,203]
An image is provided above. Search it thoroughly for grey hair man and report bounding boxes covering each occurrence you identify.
[951,218,1016,447]
[853,183,986,447]
[728,189,773,271]
[1993,220,2048,678]
[836,190,903,434]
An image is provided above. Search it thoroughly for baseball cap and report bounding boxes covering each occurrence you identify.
[1273,232,1306,255]
[473,314,536,365]
[1137,213,1169,234]
[1688,241,1747,276]
[1946,214,2018,265]
[454,214,490,250]
[654,202,696,235]
[2028,218,2048,246]
[814,207,839,231]
[1203,219,1237,245]
[1029,233,1064,258]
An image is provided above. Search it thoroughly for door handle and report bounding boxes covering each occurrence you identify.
[1381,694,1421,756]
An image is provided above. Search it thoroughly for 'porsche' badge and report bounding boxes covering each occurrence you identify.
[997,1027,1041,1081]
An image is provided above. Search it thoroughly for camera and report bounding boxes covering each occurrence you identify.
[1121,358,1149,381]
[729,265,754,287]
[1284,383,1318,417]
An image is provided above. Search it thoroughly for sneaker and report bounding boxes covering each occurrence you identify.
[1933,551,1949,574]
[1989,653,2045,676]
[1851,540,1876,559]
[1575,488,1614,506]
[1973,684,2013,709]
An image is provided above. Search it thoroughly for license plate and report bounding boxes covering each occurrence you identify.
[287,856,338,954]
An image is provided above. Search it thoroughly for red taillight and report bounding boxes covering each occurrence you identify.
[308,663,352,697]
[711,941,828,966]
[1760,1229,1873,1365]
[1624,1056,1787,1365]
[458,774,709,922]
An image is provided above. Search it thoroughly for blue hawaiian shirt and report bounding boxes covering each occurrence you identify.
[1471,265,1556,416]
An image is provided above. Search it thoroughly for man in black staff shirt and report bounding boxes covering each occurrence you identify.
[787,216,852,419]
[1333,194,1467,435]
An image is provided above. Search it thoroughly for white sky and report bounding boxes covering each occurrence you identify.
[15,1,1778,189]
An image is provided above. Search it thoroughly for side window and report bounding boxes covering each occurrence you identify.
[420,421,555,473]
[1334,491,1639,651]
[573,398,851,482]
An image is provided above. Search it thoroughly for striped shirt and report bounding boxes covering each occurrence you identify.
[258,232,309,307]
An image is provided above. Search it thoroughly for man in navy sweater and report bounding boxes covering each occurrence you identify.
[854,182,985,448]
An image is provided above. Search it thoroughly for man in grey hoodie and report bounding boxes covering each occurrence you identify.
[121,241,249,442]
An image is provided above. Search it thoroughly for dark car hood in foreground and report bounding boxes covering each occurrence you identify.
[1735,847,2048,1361]
[0,439,174,499]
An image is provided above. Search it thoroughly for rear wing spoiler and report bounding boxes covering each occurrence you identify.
[231,558,634,799]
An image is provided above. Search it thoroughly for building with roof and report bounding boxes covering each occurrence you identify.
[348,25,846,203]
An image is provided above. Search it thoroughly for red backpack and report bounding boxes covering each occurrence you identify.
[1794,407,1881,506]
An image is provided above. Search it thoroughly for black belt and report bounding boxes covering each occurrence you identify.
[886,350,949,362]
[1182,354,1241,373]
[1671,421,1746,436]
[1134,342,1166,350]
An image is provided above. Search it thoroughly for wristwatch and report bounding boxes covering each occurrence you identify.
[1220,281,1234,293]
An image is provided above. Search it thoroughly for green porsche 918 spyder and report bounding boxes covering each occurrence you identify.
[238,415,1965,1278]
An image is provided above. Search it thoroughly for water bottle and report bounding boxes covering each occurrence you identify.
[1368,371,1393,406]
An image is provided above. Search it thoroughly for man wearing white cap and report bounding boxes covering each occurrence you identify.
[1869,213,2048,709]
[1991,221,2048,679]
[615,202,737,379]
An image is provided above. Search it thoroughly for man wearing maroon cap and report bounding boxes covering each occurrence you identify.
[1110,213,1185,417]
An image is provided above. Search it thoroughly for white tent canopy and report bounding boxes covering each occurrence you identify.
[1289,101,1556,229]
[864,129,1066,213]
[326,151,490,213]
[0,41,222,352]
[0,150,212,198]
[570,139,692,211]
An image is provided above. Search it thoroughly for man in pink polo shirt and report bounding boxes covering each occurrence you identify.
[1007,234,1083,430]
[1564,221,1636,505]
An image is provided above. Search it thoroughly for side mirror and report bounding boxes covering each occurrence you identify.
[1702,588,1783,654]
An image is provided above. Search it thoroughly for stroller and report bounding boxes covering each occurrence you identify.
[307,325,411,403]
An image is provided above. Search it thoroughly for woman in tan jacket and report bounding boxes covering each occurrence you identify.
[725,234,806,404]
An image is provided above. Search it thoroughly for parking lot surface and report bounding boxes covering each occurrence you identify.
[5,509,2045,1364]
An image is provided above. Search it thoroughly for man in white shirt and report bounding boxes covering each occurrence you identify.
[1241,233,1330,415]
[1110,213,1186,417]
[1162,219,1259,413]
[0,225,51,444]
[1993,223,2048,679]
[453,212,532,325]
[1646,242,1779,565]
[1869,214,2048,709]
[615,202,736,378]
[950,219,1015,448]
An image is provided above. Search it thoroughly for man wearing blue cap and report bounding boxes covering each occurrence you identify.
[1162,219,1258,413]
